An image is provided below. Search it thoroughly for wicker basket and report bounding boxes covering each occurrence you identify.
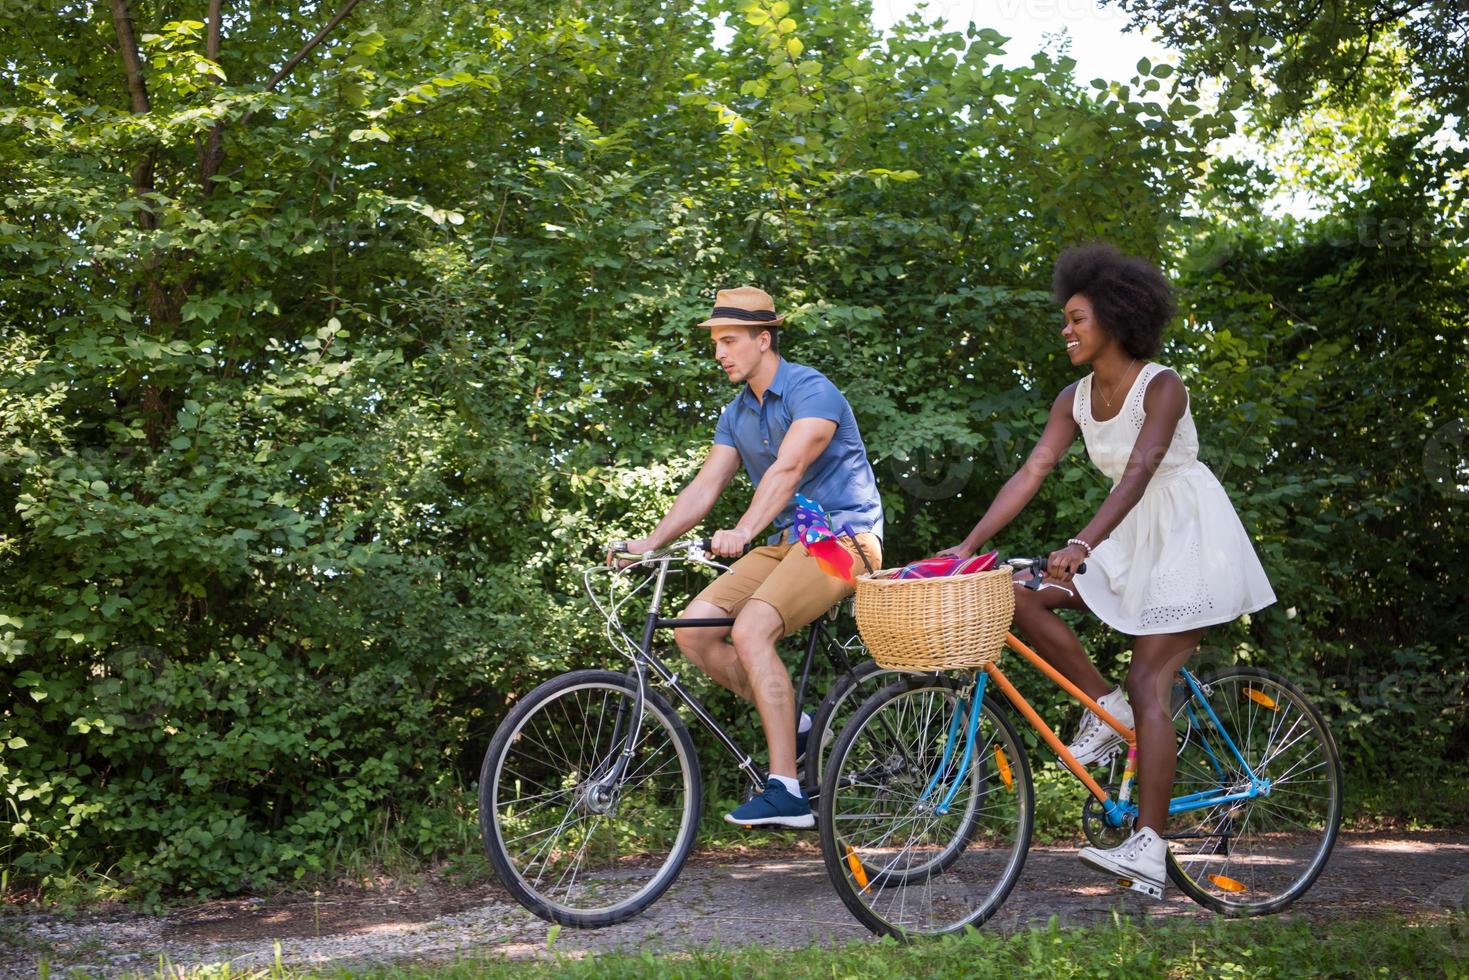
[853,567,1016,671]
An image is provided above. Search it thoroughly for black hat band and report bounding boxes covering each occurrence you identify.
[710,307,778,322]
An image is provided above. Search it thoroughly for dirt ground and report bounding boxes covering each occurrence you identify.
[4,831,1467,978]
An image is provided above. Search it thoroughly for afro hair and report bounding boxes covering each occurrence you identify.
[1051,243,1175,359]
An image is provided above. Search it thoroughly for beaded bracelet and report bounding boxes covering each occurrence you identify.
[1066,537,1094,556]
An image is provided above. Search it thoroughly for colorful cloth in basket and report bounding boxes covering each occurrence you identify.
[894,552,999,580]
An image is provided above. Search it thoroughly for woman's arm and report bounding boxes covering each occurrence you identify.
[1046,369,1188,583]
[938,384,1081,557]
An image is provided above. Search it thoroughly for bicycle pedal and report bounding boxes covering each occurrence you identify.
[1117,876,1164,900]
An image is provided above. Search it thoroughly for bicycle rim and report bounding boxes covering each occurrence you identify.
[1167,666,1342,915]
[819,678,1033,938]
[480,671,701,926]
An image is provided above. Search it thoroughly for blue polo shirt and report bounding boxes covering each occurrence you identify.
[713,358,884,545]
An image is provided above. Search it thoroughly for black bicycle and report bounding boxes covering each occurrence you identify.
[477,538,910,926]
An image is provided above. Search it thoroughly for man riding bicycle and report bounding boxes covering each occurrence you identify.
[615,286,883,829]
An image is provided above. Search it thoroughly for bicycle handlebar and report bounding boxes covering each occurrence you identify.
[1005,555,1088,576]
[698,538,757,557]
[609,538,755,562]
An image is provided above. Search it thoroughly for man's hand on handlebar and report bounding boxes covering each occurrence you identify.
[607,537,655,569]
[709,528,753,558]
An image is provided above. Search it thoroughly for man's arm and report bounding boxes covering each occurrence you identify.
[711,417,837,556]
[621,445,743,556]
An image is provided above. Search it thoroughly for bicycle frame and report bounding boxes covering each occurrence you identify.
[928,632,1269,831]
[594,547,863,796]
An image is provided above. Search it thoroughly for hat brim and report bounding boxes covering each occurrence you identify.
[698,316,785,329]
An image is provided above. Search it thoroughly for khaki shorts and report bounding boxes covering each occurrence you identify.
[695,533,883,635]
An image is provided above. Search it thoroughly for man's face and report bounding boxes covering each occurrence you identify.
[711,326,767,384]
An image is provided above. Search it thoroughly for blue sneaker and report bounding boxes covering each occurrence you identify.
[725,780,815,829]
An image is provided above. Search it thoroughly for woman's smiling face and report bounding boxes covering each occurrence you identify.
[1060,293,1114,365]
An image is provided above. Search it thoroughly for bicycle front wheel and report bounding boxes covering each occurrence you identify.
[818,676,1033,938]
[479,669,702,926]
[1166,666,1343,915]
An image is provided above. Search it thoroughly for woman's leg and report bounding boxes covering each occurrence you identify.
[1011,582,1111,700]
[1127,628,1207,832]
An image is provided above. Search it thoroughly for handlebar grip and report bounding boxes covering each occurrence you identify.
[1040,552,1087,575]
[699,538,754,557]
[1012,555,1086,575]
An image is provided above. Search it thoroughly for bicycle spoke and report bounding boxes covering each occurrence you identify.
[483,675,699,924]
[1166,669,1340,914]
[821,681,1031,936]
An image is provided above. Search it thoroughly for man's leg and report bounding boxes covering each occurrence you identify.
[729,599,798,778]
[735,532,883,780]
[673,600,753,702]
[674,545,785,700]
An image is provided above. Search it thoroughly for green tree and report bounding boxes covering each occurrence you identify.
[1,0,1462,898]
[1110,0,1469,122]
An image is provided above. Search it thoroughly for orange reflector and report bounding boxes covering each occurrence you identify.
[994,746,1014,791]
[1209,874,1248,892]
[845,845,871,892]
[1244,687,1279,710]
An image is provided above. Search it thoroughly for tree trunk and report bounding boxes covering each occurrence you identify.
[107,0,157,230]
[200,0,226,192]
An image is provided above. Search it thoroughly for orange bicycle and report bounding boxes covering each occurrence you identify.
[816,555,1343,937]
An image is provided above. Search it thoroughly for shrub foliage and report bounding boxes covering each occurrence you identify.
[1,0,1464,894]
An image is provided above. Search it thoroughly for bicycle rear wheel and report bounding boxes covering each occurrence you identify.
[818,676,1033,938]
[1166,666,1342,915]
[479,669,701,926]
[805,659,916,798]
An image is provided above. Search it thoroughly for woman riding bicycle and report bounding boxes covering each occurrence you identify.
[939,242,1276,898]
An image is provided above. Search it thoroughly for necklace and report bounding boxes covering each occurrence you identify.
[1098,358,1139,408]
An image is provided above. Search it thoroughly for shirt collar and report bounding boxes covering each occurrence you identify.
[739,357,788,411]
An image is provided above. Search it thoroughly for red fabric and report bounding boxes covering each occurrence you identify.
[806,536,855,584]
[893,551,999,580]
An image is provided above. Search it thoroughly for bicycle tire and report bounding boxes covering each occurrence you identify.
[479,669,702,926]
[818,676,1033,938]
[805,659,917,798]
[1165,665,1342,915]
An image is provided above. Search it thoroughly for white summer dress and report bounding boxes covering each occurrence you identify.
[1071,363,1276,636]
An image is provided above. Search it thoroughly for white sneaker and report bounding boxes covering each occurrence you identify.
[1066,687,1133,767]
[1079,826,1167,899]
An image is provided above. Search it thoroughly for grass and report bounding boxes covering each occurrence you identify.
[30,911,1469,979]
[1347,771,1469,831]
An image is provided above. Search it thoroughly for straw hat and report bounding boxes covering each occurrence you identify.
[697,286,785,329]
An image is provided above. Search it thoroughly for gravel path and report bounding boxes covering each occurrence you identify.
[4,831,1467,977]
